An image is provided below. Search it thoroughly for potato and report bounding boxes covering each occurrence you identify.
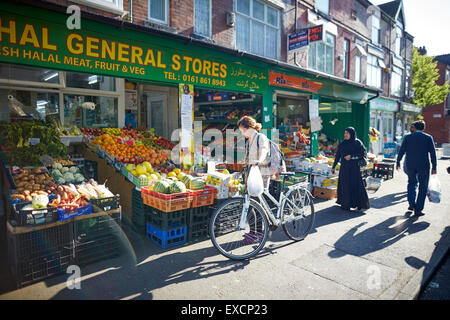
[11,194,25,200]
[17,187,25,193]
[25,195,32,201]
[23,190,31,196]
[31,192,37,197]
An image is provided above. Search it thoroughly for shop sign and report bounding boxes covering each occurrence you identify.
[370,98,398,112]
[0,9,267,93]
[401,103,422,113]
[287,25,323,52]
[269,72,323,93]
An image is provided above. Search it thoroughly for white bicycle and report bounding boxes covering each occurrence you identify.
[209,169,315,260]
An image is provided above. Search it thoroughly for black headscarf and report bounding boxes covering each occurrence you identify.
[338,127,365,158]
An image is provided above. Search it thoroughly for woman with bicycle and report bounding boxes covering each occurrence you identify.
[237,116,270,245]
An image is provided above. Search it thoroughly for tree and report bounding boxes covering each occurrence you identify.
[412,47,449,107]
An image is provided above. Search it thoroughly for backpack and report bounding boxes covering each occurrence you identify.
[249,133,286,176]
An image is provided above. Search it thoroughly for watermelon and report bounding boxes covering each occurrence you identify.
[153,180,171,194]
[181,175,194,186]
[189,178,205,190]
[169,181,187,194]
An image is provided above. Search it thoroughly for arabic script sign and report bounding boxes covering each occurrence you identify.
[269,72,323,93]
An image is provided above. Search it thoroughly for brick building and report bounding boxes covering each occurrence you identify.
[422,54,450,146]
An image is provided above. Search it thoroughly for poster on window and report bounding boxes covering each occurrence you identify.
[125,90,137,110]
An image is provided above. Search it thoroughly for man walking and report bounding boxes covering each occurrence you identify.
[396,120,437,217]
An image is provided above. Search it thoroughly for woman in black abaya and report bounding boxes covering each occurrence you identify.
[331,127,370,211]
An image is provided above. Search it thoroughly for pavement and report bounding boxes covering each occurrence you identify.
[0,153,449,300]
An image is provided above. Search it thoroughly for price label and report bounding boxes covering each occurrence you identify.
[28,138,40,145]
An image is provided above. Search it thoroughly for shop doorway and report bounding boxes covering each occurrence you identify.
[144,92,167,138]
[371,111,394,154]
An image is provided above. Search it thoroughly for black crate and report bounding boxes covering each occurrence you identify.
[211,200,242,236]
[74,212,121,243]
[12,202,59,226]
[372,170,394,180]
[146,208,189,230]
[374,162,395,172]
[84,160,98,181]
[91,195,120,213]
[7,223,73,288]
[187,206,212,243]
[74,233,121,266]
[268,180,282,200]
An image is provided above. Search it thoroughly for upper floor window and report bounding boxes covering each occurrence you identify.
[235,0,280,60]
[371,15,380,45]
[395,26,402,57]
[391,66,402,97]
[194,0,211,38]
[316,0,329,15]
[74,0,123,13]
[343,39,350,79]
[148,0,169,24]
[405,64,411,97]
[308,32,335,75]
[367,53,382,88]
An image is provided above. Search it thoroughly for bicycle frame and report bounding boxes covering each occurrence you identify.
[238,183,313,230]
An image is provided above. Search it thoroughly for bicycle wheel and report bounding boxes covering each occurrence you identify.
[209,197,269,260]
[281,187,315,241]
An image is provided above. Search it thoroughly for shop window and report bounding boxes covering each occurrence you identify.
[0,89,59,122]
[194,0,211,38]
[391,66,402,97]
[148,0,169,24]
[65,72,116,92]
[308,32,335,75]
[366,54,382,88]
[0,63,60,84]
[235,0,280,60]
[64,95,118,128]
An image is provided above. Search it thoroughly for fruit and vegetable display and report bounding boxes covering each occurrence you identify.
[0,120,68,167]
[9,168,56,201]
[50,163,87,184]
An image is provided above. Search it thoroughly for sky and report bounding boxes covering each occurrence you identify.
[370,0,450,56]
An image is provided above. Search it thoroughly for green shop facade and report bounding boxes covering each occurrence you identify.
[0,1,380,160]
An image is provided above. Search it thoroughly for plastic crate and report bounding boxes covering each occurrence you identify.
[187,206,212,243]
[58,202,92,221]
[211,200,242,236]
[90,195,120,213]
[372,170,394,180]
[12,202,59,226]
[147,207,189,230]
[190,186,216,208]
[141,187,192,213]
[146,224,187,249]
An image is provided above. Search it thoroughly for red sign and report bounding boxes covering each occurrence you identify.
[269,72,323,93]
[308,25,323,43]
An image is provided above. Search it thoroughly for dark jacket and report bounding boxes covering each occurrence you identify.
[397,131,437,171]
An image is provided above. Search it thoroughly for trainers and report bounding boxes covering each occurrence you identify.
[242,231,263,245]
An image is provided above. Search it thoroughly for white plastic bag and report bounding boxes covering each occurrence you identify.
[247,166,264,197]
[427,176,441,203]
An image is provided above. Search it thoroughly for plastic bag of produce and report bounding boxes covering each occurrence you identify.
[247,165,264,197]
[427,176,441,203]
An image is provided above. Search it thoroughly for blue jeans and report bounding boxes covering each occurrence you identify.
[406,167,430,213]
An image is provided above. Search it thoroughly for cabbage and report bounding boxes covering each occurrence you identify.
[52,163,63,170]
[52,169,62,177]
[63,172,75,182]
[61,167,69,174]
[69,166,79,174]
[32,194,49,209]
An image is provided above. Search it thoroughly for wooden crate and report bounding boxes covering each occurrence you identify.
[313,187,337,200]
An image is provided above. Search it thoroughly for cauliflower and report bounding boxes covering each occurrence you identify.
[63,172,75,183]
[61,167,69,174]
[69,166,80,174]
[32,194,49,209]
[56,177,66,185]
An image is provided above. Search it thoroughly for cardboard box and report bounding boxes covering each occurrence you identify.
[313,187,337,200]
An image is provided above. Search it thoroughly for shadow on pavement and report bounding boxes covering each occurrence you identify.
[369,192,408,209]
[328,212,430,258]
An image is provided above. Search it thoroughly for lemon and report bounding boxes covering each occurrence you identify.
[168,172,177,178]
[174,168,181,175]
